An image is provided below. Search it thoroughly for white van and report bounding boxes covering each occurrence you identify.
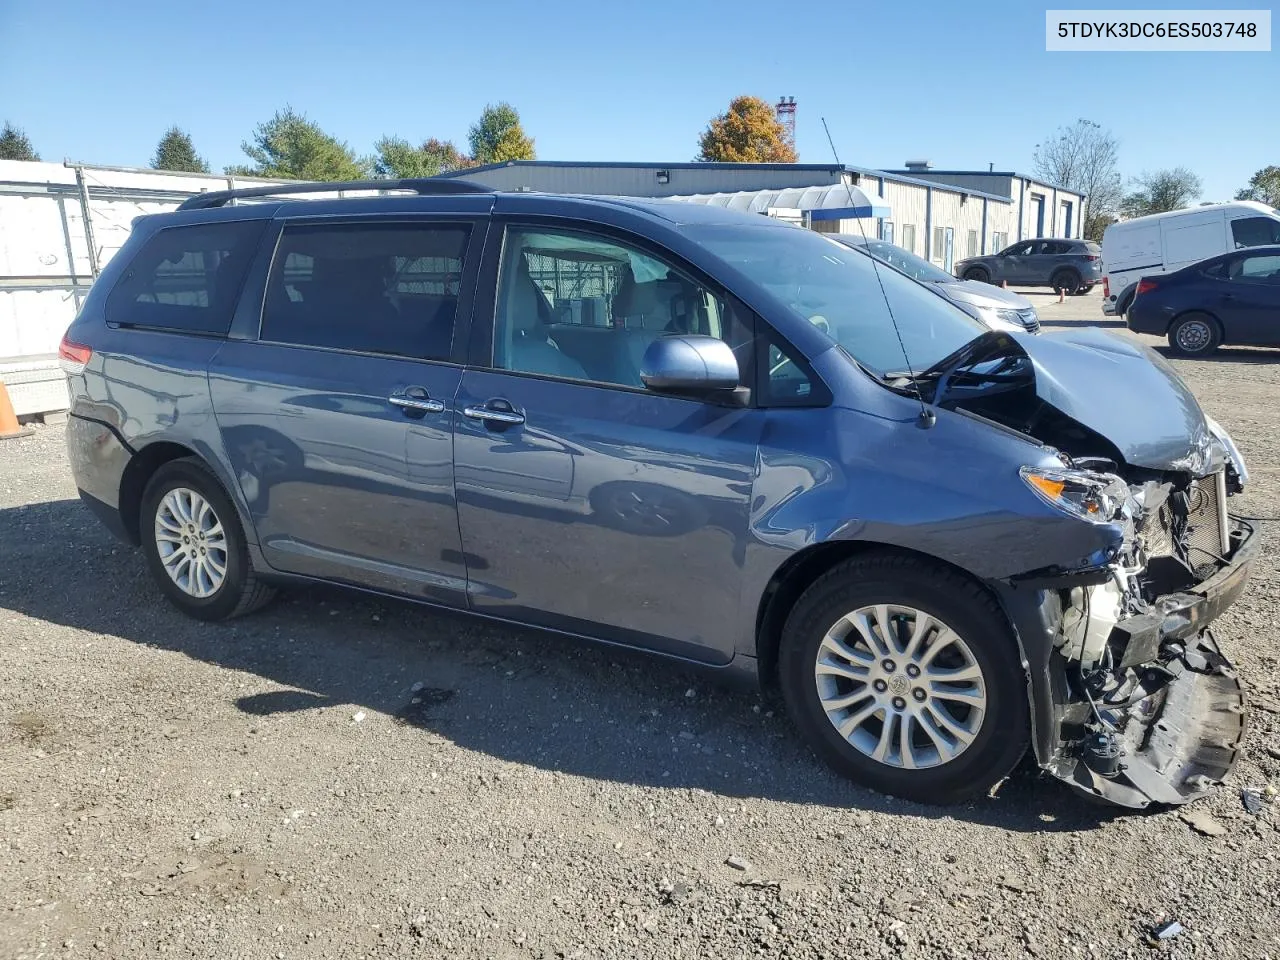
[1101,201,1280,316]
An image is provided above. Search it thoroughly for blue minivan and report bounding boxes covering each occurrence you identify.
[61,179,1254,809]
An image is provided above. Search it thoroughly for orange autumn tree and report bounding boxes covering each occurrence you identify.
[696,96,797,163]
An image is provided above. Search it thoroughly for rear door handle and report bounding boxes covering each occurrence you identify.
[389,386,446,417]
[463,401,525,426]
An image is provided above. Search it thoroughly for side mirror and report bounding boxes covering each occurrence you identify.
[639,335,740,396]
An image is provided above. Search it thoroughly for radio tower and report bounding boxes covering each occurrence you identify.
[775,96,797,151]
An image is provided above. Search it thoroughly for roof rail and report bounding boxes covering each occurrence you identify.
[176,177,492,211]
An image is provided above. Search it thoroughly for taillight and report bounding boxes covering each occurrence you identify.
[1084,254,1100,261]
[1103,277,1110,298]
[59,334,92,375]
[1135,279,1159,296]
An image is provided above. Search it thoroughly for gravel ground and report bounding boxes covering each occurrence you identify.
[3,289,1280,960]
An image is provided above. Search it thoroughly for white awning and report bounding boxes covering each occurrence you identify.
[662,183,891,220]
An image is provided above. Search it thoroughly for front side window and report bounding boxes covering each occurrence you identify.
[689,223,985,377]
[106,219,267,334]
[492,227,745,389]
[1231,216,1280,248]
[1003,241,1034,257]
[260,222,469,360]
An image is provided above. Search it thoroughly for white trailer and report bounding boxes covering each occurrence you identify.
[0,160,288,417]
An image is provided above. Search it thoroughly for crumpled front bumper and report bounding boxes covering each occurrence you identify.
[998,518,1256,809]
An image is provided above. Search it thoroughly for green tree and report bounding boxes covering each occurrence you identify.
[1032,119,1123,241]
[152,126,209,173]
[1120,167,1203,219]
[468,103,535,165]
[227,107,370,181]
[697,96,797,163]
[374,136,475,178]
[1235,165,1280,208]
[0,122,40,161]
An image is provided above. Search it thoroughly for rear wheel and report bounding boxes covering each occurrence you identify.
[1167,312,1221,357]
[1051,270,1082,296]
[963,267,990,284]
[140,458,275,620]
[779,553,1029,804]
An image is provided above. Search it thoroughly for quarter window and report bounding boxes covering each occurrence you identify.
[1231,216,1280,248]
[492,227,748,390]
[260,222,469,360]
[105,219,267,334]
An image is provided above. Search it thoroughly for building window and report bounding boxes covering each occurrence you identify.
[932,226,945,261]
[991,231,1008,253]
[900,224,916,254]
[967,229,978,258]
[880,220,894,244]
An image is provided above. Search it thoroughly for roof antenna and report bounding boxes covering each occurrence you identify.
[821,118,934,429]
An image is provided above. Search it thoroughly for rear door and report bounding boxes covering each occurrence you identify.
[1220,253,1280,344]
[209,211,486,604]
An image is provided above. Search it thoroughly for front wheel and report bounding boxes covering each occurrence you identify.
[1167,313,1221,357]
[779,553,1029,804]
[140,458,276,620]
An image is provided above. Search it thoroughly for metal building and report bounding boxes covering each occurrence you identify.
[445,160,1042,270]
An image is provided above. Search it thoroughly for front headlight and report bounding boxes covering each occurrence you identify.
[1205,416,1248,490]
[975,305,1024,333]
[1020,466,1129,523]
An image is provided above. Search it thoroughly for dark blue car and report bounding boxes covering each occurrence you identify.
[1128,245,1280,356]
[60,179,1255,809]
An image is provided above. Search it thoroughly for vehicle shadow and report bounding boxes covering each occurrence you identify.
[1039,318,1128,329]
[1152,345,1280,364]
[1,497,1125,834]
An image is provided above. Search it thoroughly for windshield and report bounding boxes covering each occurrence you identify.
[854,239,956,284]
[688,223,986,375]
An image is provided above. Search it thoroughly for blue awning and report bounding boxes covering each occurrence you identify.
[662,183,891,220]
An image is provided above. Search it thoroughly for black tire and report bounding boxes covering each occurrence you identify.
[1167,312,1221,357]
[778,552,1030,805]
[1076,284,1095,296]
[1051,270,1082,296]
[139,457,276,621]
[962,267,990,284]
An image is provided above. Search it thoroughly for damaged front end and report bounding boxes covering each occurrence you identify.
[1019,465,1256,808]
[922,329,1257,807]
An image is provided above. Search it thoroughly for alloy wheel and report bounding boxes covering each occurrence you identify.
[153,486,228,598]
[813,604,987,769]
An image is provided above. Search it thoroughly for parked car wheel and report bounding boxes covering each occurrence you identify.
[1077,284,1095,296]
[1051,270,1083,296]
[778,552,1029,804]
[140,457,276,621]
[1167,312,1221,357]
[962,267,990,284]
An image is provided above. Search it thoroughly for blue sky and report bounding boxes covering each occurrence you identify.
[2,0,1275,200]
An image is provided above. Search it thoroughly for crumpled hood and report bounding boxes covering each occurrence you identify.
[941,281,1035,311]
[1015,327,1217,473]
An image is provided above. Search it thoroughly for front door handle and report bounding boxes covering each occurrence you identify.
[389,387,446,417]
[463,401,525,426]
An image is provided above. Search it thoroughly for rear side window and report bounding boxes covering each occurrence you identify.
[1231,216,1280,248]
[106,220,267,334]
[261,222,470,360]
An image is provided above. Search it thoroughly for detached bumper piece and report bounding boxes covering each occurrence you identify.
[1047,518,1256,809]
[1062,630,1245,808]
